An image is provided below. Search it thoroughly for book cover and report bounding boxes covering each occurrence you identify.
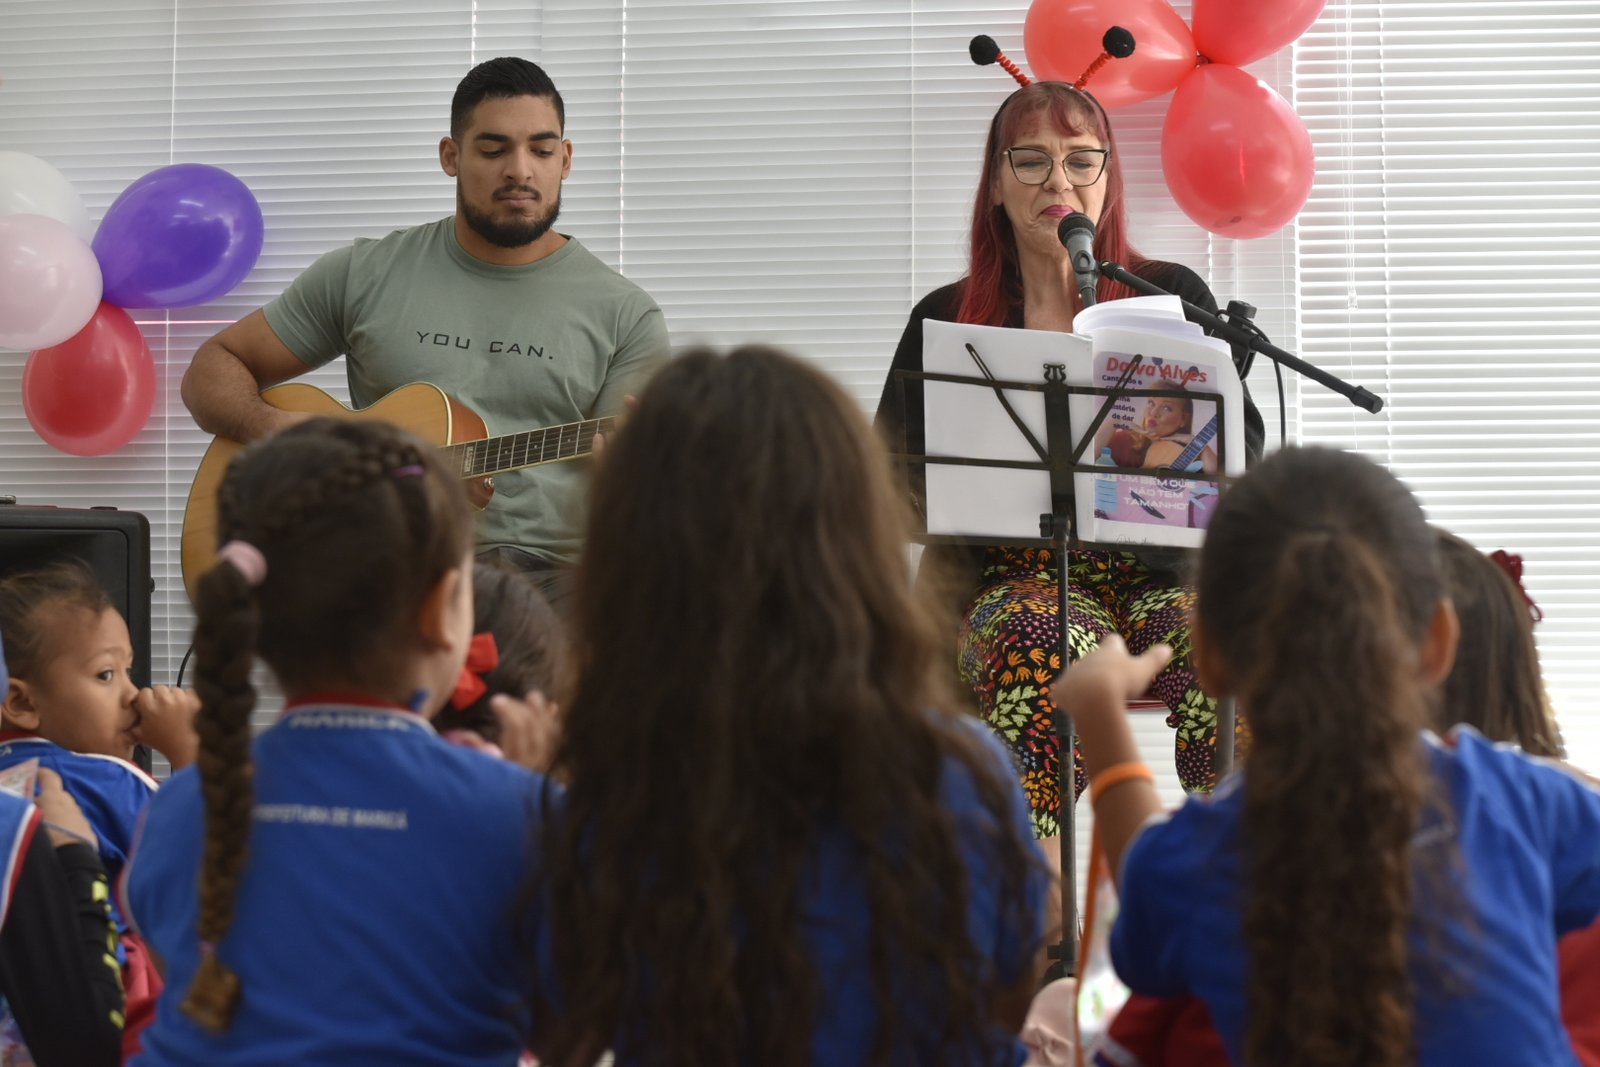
[919,306,1242,550]
[1070,299,1244,549]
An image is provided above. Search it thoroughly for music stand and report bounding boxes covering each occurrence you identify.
[889,346,1237,977]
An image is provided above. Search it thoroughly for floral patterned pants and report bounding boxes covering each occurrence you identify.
[956,546,1245,839]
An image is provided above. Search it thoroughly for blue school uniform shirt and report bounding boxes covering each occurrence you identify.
[807,724,1045,1067]
[0,791,40,1060]
[541,718,1048,1067]
[0,733,155,880]
[1111,726,1600,1067]
[124,700,546,1067]
[0,790,37,929]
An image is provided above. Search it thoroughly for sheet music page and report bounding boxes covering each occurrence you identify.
[1069,293,1186,335]
[922,319,1091,541]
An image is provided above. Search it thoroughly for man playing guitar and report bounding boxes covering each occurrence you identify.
[180,57,670,617]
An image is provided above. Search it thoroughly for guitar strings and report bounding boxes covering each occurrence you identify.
[445,416,619,478]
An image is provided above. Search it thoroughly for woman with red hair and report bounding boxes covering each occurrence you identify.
[875,81,1265,845]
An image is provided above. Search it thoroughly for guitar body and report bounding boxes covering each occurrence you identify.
[181,382,486,601]
[1143,438,1203,472]
[1144,415,1221,474]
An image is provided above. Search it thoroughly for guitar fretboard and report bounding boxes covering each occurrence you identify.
[1168,416,1219,473]
[443,416,617,479]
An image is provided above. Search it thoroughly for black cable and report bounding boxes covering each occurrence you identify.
[1219,308,1289,448]
[1275,359,1288,447]
[175,643,194,688]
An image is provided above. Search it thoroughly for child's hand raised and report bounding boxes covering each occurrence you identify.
[488,691,562,775]
[1059,635,1173,884]
[1056,635,1173,727]
[132,685,201,771]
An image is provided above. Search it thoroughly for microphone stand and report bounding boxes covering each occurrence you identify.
[1098,260,1385,414]
[1076,276,1098,309]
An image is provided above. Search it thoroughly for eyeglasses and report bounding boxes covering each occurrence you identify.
[1004,147,1109,188]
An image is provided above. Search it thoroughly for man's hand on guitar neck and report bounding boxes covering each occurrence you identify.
[456,389,630,511]
[460,391,634,511]
[589,393,640,459]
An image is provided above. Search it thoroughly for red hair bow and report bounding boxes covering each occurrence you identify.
[1487,550,1543,624]
[450,632,501,709]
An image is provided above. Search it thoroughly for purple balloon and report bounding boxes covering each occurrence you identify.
[92,163,264,309]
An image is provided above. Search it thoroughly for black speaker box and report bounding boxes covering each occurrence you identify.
[0,503,153,690]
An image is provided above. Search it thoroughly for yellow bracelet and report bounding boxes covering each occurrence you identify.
[1090,760,1155,801]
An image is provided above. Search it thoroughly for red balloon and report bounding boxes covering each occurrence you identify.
[23,301,156,456]
[1024,0,1196,109]
[1193,0,1328,68]
[1160,65,1315,239]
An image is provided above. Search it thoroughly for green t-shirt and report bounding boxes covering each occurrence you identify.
[262,218,670,564]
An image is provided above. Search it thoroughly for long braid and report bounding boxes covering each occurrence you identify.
[380,443,438,551]
[248,437,411,544]
[182,535,259,1030]
[180,422,469,1032]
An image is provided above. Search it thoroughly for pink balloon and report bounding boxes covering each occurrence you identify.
[1193,0,1329,68]
[1024,0,1196,109]
[0,213,102,351]
[23,302,156,456]
[1161,65,1315,239]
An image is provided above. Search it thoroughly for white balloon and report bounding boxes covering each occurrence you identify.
[0,214,102,351]
[0,152,93,243]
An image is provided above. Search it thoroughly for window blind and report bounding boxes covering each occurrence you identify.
[1295,0,1600,767]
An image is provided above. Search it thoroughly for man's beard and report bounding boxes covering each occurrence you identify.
[460,189,562,249]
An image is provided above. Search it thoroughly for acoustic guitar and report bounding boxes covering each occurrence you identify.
[1142,414,1220,473]
[180,381,612,600]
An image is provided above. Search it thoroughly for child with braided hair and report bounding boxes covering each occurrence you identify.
[1041,527,1591,1067]
[122,417,554,1066]
[1064,447,1600,1067]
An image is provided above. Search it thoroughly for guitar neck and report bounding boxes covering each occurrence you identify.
[443,416,616,479]
[1171,416,1219,472]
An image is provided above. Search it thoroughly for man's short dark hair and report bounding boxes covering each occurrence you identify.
[450,57,565,140]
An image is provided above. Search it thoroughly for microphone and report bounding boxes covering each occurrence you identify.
[1056,212,1099,308]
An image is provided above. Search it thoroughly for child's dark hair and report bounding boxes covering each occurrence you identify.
[1434,529,1562,757]
[1196,446,1453,1067]
[182,418,473,1031]
[450,56,565,140]
[430,561,567,743]
[0,559,114,683]
[532,346,1040,1067]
